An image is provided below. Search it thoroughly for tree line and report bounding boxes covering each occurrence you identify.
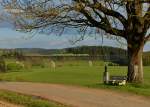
[66,46,150,66]
[1,46,150,66]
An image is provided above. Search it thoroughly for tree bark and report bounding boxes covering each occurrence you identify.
[127,43,144,83]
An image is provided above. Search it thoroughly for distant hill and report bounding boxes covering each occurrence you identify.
[0,46,150,65]
[144,51,150,56]
[0,48,66,56]
[66,46,127,57]
[0,46,149,56]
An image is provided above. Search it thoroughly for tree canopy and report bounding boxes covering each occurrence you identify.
[2,0,149,40]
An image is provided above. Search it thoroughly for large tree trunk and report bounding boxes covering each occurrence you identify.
[127,43,144,83]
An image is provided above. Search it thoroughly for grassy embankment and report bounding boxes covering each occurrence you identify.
[0,89,67,107]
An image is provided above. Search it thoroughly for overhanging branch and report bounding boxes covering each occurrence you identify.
[140,0,150,3]
[73,0,127,29]
[79,8,125,38]
[145,34,150,42]
[144,4,150,32]
[88,3,127,29]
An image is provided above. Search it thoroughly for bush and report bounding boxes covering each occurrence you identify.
[0,57,6,72]
[6,62,24,71]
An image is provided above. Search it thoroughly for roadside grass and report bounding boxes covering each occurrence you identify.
[0,60,150,97]
[0,89,67,107]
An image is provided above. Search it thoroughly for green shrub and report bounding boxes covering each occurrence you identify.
[0,57,6,72]
[6,62,23,71]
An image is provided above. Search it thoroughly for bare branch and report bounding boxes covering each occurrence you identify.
[78,6,126,37]
[140,0,150,3]
[1,0,149,42]
[144,4,150,30]
[76,1,128,29]
[145,34,150,42]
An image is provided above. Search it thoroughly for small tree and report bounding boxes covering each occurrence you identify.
[2,0,150,83]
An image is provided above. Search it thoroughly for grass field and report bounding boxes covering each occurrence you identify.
[0,60,150,97]
[0,90,66,107]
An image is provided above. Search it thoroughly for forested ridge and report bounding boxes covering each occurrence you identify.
[0,46,150,66]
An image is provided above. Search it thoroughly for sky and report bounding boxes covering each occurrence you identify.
[0,27,119,48]
[0,26,150,51]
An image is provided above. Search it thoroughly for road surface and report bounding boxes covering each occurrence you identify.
[0,82,149,107]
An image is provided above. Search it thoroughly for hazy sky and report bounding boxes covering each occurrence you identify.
[0,22,150,51]
[0,27,117,48]
[0,3,149,51]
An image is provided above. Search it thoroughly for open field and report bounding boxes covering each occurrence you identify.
[0,60,150,96]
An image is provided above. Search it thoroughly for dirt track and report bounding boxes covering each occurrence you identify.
[0,82,150,107]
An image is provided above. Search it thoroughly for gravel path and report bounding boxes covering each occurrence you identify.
[0,82,150,107]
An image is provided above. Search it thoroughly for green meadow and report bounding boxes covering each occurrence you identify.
[0,59,150,97]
